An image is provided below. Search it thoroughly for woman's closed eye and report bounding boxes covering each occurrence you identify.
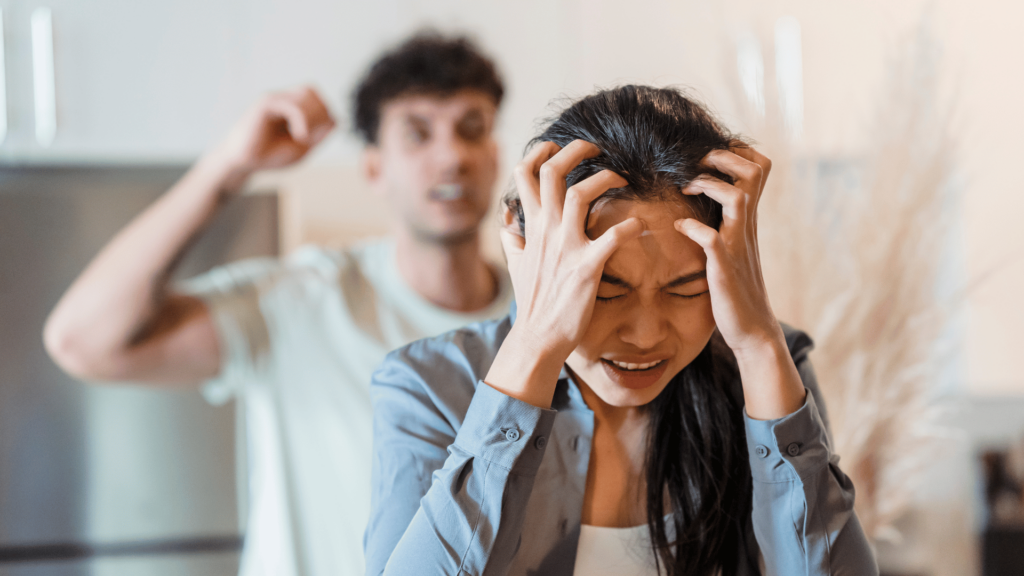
[665,273,709,300]
[596,273,630,301]
[668,290,709,300]
[596,283,628,301]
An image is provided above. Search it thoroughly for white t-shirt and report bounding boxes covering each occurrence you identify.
[182,239,513,576]
[573,523,662,576]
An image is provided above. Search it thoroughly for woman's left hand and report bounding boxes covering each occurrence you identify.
[675,145,806,419]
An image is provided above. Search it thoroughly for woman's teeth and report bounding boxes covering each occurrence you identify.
[610,360,663,371]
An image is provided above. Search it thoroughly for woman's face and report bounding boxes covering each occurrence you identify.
[566,197,717,408]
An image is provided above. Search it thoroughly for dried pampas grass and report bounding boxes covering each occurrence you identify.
[728,20,959,541]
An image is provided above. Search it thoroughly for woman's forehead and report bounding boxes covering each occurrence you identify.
[588,199,707,281]
[585,197,693,236]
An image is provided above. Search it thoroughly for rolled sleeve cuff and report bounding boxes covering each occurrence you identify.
[453,382,557,476]
[744,389,832,483]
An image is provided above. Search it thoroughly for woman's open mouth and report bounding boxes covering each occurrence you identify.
[599,358,670,390]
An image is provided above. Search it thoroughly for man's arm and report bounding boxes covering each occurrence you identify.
[43,86,335,386]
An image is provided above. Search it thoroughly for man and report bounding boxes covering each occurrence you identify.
[43,33,512,576]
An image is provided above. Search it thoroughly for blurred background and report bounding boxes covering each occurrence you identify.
[1,0,1022,575]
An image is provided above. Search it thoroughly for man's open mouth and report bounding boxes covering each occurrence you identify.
[429,184,463,201]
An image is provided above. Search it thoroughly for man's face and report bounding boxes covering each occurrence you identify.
[367,90,499,244]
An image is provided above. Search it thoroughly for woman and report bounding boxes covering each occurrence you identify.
[365,86,877,576]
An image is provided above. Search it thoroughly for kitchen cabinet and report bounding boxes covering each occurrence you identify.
[0,0,255,163]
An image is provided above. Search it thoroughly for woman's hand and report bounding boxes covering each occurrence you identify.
[675,145,806,419]
[486,140,643,408]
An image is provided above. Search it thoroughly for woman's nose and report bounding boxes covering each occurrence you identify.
[617,304,668,350]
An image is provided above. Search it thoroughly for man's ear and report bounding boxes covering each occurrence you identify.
[361,146,381,186]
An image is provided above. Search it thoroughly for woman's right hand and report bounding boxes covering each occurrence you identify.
[487,140,643,407]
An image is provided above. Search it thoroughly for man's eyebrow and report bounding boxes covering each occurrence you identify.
[664,270,707,288]
[404,114,430,126]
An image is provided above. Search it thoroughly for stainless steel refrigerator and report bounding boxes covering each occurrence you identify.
[0,165,277,575]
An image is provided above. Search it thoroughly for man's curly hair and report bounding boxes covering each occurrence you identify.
[352,31,504,145]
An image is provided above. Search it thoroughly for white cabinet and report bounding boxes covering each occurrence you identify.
[0,0,255,163]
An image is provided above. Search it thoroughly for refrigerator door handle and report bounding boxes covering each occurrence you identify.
[0,8,7,145]
[31,7,56,147]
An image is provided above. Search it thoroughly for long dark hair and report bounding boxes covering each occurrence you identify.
[504,86,758,576]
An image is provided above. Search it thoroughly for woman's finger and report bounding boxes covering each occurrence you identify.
[727,142,772,195]
[562,170,628,238]
[723,143,770,254]
[537,140,602,219]
[585,217,645,270]
[682,175,747,235]
[700,149,763,211]
[513,141,562,218]
[674,217,725,258]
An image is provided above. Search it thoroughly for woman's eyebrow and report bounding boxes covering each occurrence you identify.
[599,271,707,289]
[599,273,632,288]
[664,270,707,288]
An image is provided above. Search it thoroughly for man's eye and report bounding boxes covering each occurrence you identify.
[459,119,486,141]
[407,127,429,143]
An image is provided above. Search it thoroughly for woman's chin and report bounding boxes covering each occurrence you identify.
[581,368,677,408]
[590,381,668,408]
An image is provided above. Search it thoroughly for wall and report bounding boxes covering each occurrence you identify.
[245,0,1022,396]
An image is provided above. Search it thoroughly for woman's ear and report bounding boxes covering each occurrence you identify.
[498,201,526,272]
[500,201,524,238]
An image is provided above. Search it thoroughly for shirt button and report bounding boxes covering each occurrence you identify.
[571,436,580,451]
[787,443,801,456]
[755,445,770,458]
[534,435,547,449]
[505,429,521,442]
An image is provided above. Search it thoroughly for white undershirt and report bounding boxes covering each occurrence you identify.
[573,523,662,576]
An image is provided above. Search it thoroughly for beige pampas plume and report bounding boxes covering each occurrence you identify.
[726,14,960,542]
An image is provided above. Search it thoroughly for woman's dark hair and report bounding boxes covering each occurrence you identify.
[505,85,758,576]
[353,31,504,145]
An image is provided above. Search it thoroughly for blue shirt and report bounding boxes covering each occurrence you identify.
[365,309,878,575]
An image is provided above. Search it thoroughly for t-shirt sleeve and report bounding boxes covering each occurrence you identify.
[175,257,282,405]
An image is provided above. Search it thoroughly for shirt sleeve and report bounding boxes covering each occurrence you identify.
[174,257,280,404]
[744,357,879,576]
[367,355,556,576]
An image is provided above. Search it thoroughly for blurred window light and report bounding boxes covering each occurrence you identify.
[0,8,7,145]
[31,7,56,147]
[774,16,804,138]
[736,33,765,116]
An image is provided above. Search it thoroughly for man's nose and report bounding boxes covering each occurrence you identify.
[432,131,471,175]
